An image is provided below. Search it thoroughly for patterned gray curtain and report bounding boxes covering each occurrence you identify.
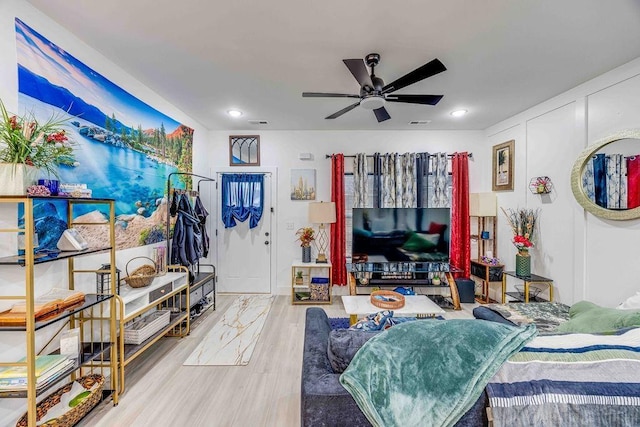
[381,153,397,207]
[400,153,417,207]
[380,153,417,208]
[353,153,368,208]
[431,152,449,207]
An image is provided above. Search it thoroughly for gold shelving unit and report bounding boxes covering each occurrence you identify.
[0,196,118,426]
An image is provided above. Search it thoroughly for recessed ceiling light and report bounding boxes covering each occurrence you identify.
[450,109,468,117]
[227,109,243,118]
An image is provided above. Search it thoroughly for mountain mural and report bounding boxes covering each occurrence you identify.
[18,64,132,133]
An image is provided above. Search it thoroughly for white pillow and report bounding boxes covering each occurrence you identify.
[617,292,640,310]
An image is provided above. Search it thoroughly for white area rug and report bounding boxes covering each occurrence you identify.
[183,294,274,366]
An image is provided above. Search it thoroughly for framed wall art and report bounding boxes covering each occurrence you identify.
[492,140,514,191]
[291,169,316,200]
[229,135,260,166]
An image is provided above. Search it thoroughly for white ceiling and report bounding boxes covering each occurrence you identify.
[25,0,640,131]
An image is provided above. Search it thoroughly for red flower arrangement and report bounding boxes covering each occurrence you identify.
[501,207,539,255]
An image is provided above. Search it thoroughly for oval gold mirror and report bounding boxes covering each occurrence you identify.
[570,129,640,220]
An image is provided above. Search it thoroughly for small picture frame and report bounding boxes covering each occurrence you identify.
[492,140,514,191]
[291,169,316,200]
[229,135,260,166]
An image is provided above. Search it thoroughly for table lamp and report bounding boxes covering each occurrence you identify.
[308,201,336,263]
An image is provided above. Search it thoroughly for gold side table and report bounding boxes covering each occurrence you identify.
[502,271,553,303]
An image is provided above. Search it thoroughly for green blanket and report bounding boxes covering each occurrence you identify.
[339,319,537,427]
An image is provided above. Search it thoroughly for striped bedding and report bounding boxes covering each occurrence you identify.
[487,327,640,426]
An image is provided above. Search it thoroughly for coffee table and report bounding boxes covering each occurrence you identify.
[341,295,445,325]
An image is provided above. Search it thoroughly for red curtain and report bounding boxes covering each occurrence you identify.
[330,154,347,286]
[450,152,470,278]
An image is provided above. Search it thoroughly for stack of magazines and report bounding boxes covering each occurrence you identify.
[0,355,75,395]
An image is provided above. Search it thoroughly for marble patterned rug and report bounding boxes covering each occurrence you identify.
[183,294,274,366]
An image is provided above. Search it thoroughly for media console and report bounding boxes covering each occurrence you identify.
[347,262,461,310]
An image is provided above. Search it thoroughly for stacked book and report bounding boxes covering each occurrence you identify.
[0,355,75,395]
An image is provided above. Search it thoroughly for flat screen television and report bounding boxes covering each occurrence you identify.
[351,207,451,263]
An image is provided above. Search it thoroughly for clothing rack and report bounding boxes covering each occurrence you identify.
[325,152,473,159]
[166,171,215,276]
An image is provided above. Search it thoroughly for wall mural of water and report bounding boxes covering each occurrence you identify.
[14,18,193,250]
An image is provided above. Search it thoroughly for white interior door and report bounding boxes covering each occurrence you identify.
[216,173,272,293]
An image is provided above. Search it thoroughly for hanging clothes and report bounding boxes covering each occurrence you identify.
[171,193,203,275]
[194,194,210,257]
[221,173,264,228]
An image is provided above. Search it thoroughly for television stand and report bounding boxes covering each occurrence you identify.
[347,262,462,310]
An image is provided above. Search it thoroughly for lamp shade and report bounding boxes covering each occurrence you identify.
[308,201,336,224]
[469,192,497,216]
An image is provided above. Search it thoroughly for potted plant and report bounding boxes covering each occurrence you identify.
[295,270,304,285]
[296,227,315,263]
[0,99,77,195]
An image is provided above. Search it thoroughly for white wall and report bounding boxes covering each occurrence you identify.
[207,130,485,294]
[485,57,640,307]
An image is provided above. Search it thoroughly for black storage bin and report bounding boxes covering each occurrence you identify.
[455,278,475,303]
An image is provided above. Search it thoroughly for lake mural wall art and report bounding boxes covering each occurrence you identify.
[14,18,193,250]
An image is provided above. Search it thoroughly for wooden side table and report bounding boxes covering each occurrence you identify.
[470,259,504,303]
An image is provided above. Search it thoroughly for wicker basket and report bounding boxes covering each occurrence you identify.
[123,256,157,288]
[370,290,405,309]
[16,374,104,427]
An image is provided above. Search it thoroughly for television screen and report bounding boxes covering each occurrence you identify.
[351,207,451,263]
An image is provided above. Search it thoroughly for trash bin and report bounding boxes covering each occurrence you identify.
[455,278,475,303]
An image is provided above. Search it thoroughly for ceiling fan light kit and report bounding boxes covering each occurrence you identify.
[302,53,446,123]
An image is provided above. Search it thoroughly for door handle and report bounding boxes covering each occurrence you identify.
[264,241,270,245]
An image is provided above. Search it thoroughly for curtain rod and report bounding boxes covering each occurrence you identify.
[325,153,473,159]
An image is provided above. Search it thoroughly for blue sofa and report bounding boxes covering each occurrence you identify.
[301,307,487,426]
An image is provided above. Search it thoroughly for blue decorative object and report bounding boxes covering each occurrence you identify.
[393,286,415,295]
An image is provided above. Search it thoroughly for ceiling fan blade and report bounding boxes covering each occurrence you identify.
[373,107,391,122]
[382,58,446,94]
[303,92,360,98]
[343,59,373,88]
[385,94,444,105]
[325,101,361,119]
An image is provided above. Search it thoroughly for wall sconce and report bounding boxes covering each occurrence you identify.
[529,176,553,194]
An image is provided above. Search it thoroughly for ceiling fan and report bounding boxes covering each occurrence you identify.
[302,53,446,122]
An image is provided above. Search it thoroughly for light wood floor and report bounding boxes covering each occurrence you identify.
[78,294,475,427]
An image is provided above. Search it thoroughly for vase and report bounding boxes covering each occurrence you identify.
[302,246,311,263]
[515,252,531,277]
[0,164,39,195]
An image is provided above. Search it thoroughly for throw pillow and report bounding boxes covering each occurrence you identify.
[401,232,439,252]
[427,222,447,235]
[349,310,394,331]
[556,300,640,333]
[327,329,380,373]
[617,292,640,310]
